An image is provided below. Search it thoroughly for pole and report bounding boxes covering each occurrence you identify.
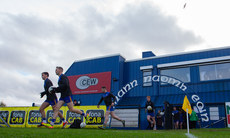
[0,116,10,127]
[186,109,189,134]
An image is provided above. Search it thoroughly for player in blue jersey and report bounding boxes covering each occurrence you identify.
[172,107,180,129]
[145,96,156,130]
[97,86,125,129]
[38,72,67,128]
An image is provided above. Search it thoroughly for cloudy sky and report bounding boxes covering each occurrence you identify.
[0,0,230,106]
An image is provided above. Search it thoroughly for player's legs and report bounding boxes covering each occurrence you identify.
[150,116,156,130]
[52,105,64,120]
[110,111,125,127]
[52,104,68,128]
[66,98,89,124]
[103,111,110,127]
[110,111,122,121]
[150,116,156,125]
[147,115,152,123]
[175,121,179,129]
[39,102,49,119]
[180,122,183,129]
[147,115,153,128]
[42,101,64,128]
[67,101,83,114]
[52,100,65,120]
[39,102,49,125]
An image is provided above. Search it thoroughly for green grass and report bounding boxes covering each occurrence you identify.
[0,127,229,138]
[190,128,230,138]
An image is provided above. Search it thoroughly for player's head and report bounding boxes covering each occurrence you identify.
[173,107,177,111]
[101,86,107,93]
[73,100,77,104]
[146,96,151,102]
[41,72,49,80]
[56,66,63,76]
[158,110,161,113]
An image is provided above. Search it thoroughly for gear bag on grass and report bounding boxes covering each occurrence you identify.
[69,119,81,129]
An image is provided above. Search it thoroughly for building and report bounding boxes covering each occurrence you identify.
[65,46,230,129]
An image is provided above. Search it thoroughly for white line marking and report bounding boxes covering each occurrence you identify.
[185,133,197,138]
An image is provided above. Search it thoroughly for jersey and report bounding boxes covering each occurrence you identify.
[44,78,57,101]
[55,74,72,99]
[172,110,180,121]
[145,101,155,113]
[98,92,116,107]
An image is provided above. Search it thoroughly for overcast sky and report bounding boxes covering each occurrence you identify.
[0,0,230,106]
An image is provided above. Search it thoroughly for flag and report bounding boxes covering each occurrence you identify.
[182,95,192,115]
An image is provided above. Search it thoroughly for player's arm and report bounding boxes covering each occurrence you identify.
[45,80,53,92]
[110,93,116,106]
[145,102,147,113]
[40,91,46,98]
[97,97,103,108]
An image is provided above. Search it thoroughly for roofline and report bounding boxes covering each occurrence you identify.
[74,54,126,63]
[126,45,230,62]
[157,55,230,68]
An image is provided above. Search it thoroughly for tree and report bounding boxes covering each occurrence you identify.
[0,101,6,107]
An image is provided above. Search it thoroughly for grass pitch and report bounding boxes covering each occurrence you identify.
[0,127,229,138]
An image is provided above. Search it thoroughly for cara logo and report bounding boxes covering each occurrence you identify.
[76,76,98,90]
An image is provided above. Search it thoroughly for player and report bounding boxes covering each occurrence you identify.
[97,86,125,129]
[172,107,180,129]
[38,72,67,128]
[43,67,89,128]
[145,96,156,130]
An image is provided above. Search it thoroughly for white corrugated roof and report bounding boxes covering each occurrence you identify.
[126,46,230,62]
[157,55,230,68]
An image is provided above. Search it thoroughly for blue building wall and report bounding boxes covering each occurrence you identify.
[65,47,230,129]
[65,55,125,106]
[122,47,230,98]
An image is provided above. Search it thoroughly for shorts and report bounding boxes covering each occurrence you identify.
[179,119,183,123]
[59,95,73,103]
[106,106,115,112]
[147,112,155,117]
[45,99,58,106]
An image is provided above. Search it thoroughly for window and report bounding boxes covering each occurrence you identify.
[160,67,191,83]
[199,62,230,81]
[143,70,152,86]
[209,107,219,120]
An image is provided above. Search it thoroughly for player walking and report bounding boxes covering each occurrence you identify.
[97,86,125,129]
[39,72,67,128]
[145,96,156,130]
[172,107,180,129]
[43,67,89,128]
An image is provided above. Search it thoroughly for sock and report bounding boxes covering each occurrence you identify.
[42,118,46,123]
[81,112,85,117]
[50,119,56,126]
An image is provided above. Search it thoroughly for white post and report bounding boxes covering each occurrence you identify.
[186,109,189,134]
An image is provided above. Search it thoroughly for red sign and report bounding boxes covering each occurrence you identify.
[228,115,230,124]
[68,72,111,95]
